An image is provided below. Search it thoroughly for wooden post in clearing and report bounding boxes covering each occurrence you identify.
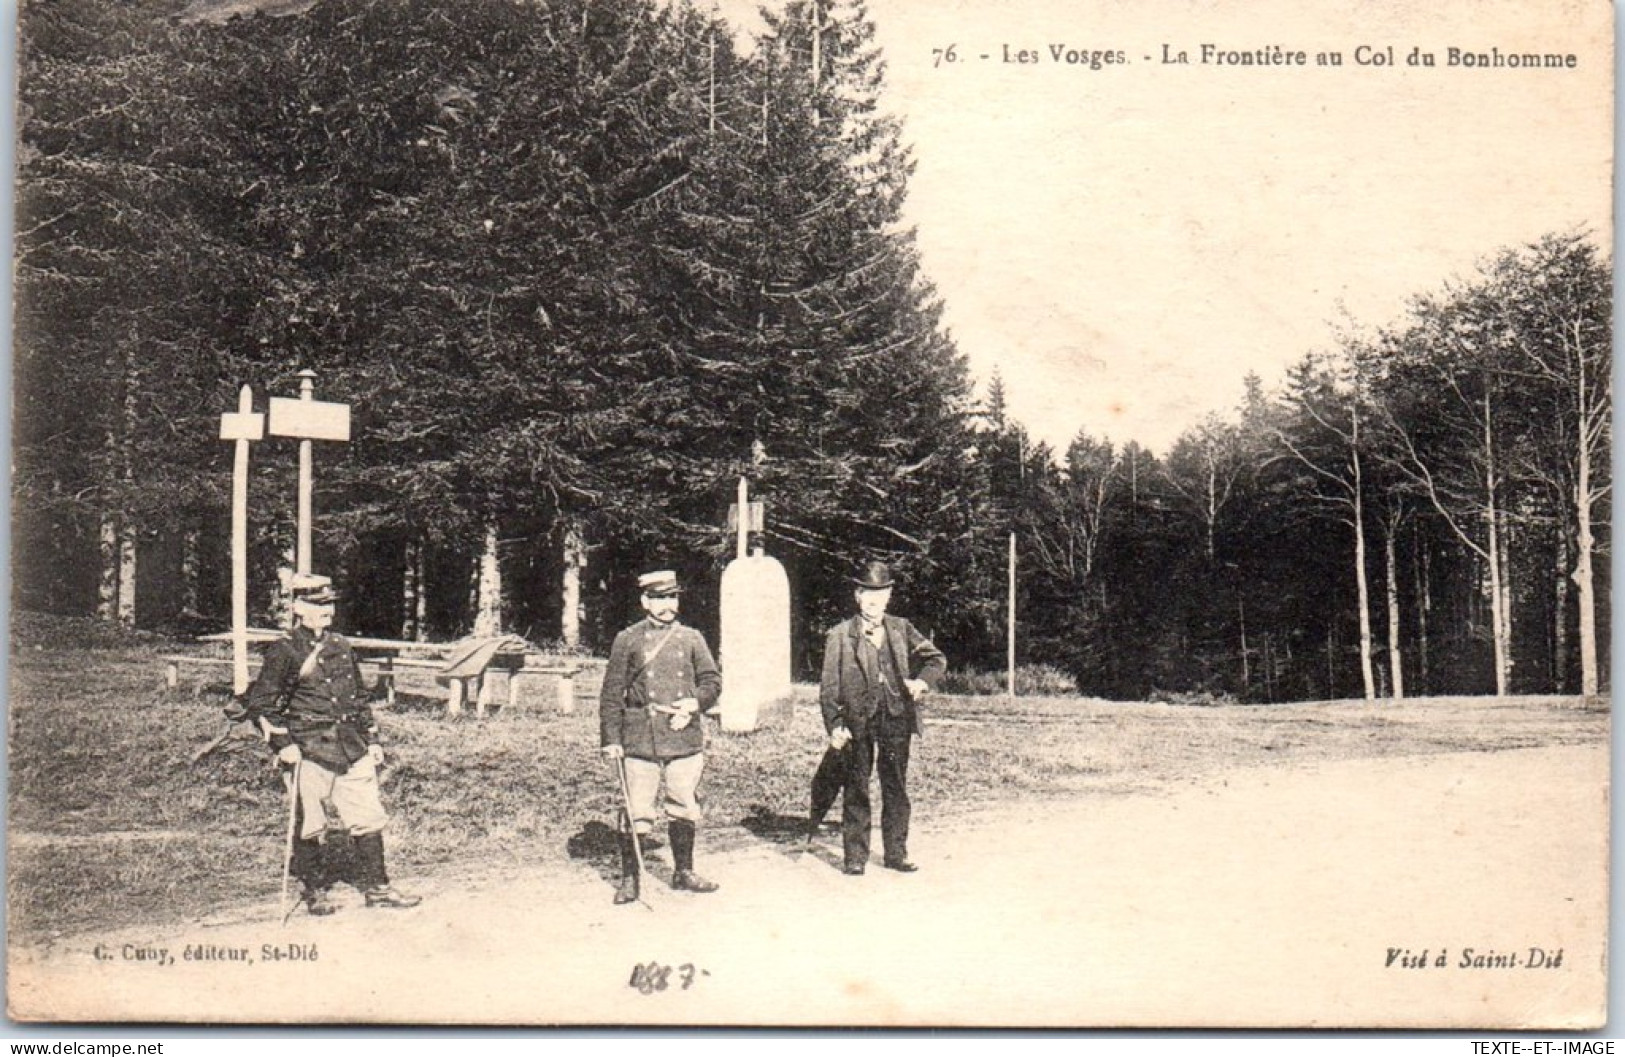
[219,385,265,696]
[1007,532,1017,703]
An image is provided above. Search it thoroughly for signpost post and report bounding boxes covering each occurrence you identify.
[218,385,265,695]
[268,369,351,577]
[1008,531,1017,702]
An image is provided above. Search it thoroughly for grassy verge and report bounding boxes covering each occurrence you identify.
[6,642,1607,945]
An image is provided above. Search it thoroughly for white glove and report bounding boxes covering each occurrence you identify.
[367,744,385,767]
[663,698,700,730]
[905,679,929,700]
[829,726,852,750]
[277,744,302,766]
[602,743,625,761]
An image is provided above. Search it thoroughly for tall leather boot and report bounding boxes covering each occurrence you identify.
[352,832,421,909]
[669,820,718,893]
[291,837,336,916]
[614,830,641,906]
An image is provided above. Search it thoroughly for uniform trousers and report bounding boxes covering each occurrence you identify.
[623,752,705,834]
[296,754,388,840]
[841,709,913,867]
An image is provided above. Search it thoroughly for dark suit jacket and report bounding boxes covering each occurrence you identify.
[819,614,947,737]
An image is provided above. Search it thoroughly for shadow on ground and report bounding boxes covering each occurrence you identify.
[738,804,813,846]
[566,819,670,884]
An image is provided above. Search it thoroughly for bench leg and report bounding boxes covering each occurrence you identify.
[475,674,491,718]
[506,672,520,717]
[557,674,575,715]
[447,679,465,717]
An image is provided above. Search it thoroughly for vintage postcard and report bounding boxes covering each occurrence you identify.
[6,0,1612,1030]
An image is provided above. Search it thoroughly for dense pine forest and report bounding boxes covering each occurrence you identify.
[12,0,1610,701]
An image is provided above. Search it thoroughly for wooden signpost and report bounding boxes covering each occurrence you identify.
[218,385,265,695]
[215,372,350,692]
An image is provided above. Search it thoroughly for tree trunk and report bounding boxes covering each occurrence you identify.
[1351,412,1375,701]
[1483,391,1511,696]
[403,538,426,641]
[1237,597,1250,697]
[1498,502,1515,692]
[181,527,201,616]
[1204,458,1218,561]
[1384,514,1404,700]
[97,514,118,622]
[1553,523,1571,693]
[1574,368,1600,697]
[1325,625,1337,699]
[1262,632,1275,702]
[1414,525,1431,693]
[561,520,585,649]
[473,522,502,637]
[96,514,140,627]
[117,530,137,628]
[1353,495,1376,701]
[1485,505,1510,695]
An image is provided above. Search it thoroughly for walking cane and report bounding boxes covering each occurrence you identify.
[613,756,652,910]
[278,758,302,926]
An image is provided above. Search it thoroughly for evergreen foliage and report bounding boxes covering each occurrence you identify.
[12,2,1608,699]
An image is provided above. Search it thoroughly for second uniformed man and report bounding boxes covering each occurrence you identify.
[599,569,723,904]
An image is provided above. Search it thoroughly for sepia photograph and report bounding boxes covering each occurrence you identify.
[5,0,1613,1030]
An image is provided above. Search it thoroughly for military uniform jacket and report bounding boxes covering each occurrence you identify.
[820,614,947,737]
[599,618,722,761]
[244,626,380,773]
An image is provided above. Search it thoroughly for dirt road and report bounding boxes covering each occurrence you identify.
[9,744,1607,1028]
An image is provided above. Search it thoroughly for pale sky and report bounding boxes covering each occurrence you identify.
[717,0,1613,454]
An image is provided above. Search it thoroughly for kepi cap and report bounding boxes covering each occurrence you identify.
[638,570,682,598]
[289,572,339,605]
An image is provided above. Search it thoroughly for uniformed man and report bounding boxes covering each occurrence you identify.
[819,561,947,875]
[599,569,723,905]
[243,573,420,915]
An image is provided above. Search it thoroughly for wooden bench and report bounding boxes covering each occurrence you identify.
[161,653,406,705]
[165,633,586,718]
[413,653,584,718]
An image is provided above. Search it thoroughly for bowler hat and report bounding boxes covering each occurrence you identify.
[289,572,339,605]
[851,560,894,590]
[638,569,682,598]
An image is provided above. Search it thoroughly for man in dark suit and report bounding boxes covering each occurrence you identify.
[818,561,947,875]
